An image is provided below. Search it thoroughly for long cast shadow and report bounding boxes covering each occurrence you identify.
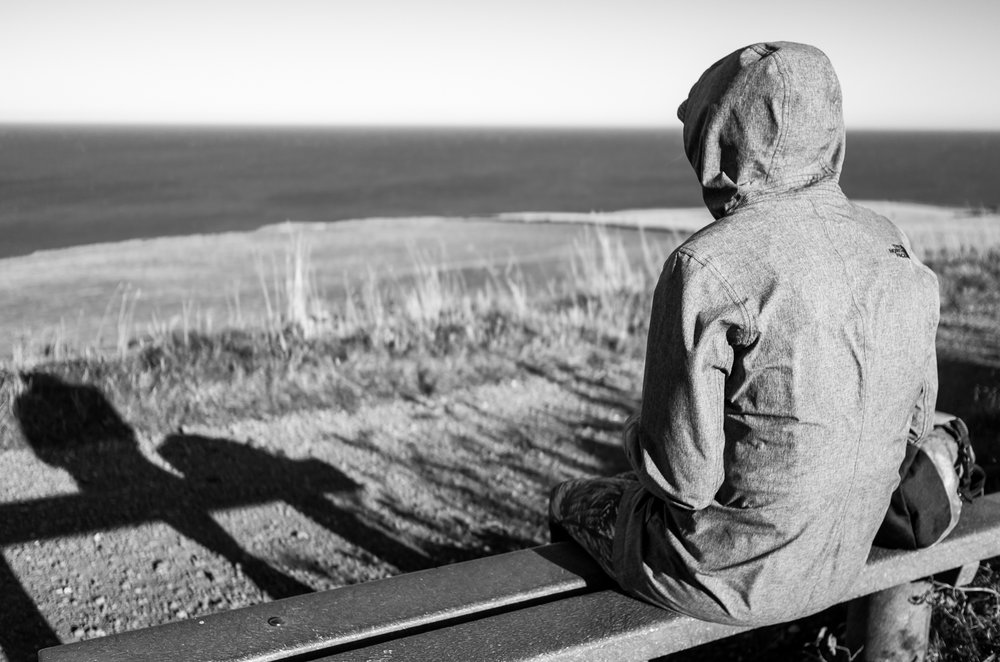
[5,371,486,661]
[0,555,60,662]
[14,373,312,605]
[158,433,433,572]
[6,373,394,661]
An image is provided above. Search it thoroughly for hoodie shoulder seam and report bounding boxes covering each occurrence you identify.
[676,247,755,344]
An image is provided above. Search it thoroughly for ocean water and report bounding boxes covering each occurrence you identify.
[1,126,999,260]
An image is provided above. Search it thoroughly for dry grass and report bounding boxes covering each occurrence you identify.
[3,226,672,371]
[928,565,1000,662]
[0,227,671,447]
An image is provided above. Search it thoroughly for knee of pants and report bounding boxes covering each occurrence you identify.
[548,480,572,522]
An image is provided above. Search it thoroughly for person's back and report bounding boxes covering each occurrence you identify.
[550,41,940,626]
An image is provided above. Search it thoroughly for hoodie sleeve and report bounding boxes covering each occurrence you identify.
[907,340,939,444]
[904,256,939,445]
[626,248,750,511]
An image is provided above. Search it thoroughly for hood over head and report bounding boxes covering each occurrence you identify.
[678,42,845,219]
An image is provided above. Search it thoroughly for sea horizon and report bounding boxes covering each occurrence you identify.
[2,125,999,260]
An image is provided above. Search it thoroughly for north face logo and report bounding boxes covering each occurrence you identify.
[889,244,910,259]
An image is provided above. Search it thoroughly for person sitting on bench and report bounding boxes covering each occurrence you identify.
[549,41,941,627]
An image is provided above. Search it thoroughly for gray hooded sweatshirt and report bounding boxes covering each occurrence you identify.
[615,42,940,626]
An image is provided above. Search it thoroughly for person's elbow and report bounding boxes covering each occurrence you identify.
[625,420,722,512]
[666,486,715,512]
[634,462,718,512]
[663,487,716,511]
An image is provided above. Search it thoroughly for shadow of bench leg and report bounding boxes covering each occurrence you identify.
[845,580,932,662]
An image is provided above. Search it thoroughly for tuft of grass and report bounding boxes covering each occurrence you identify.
[252,228,328,341]
[928,561,1000,661]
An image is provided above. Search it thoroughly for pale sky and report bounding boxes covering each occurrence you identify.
[4,0,997,129]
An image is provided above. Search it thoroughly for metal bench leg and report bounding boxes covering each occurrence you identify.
[845,579,932,662]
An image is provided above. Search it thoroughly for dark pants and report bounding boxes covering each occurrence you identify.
[548,472,639,582]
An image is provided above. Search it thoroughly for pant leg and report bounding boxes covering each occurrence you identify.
[548,473,638,582]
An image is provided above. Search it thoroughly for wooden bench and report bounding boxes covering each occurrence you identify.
[39,492,1000,662]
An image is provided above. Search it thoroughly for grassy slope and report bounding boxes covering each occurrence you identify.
[0,217,666,362]
[0,215,999,661]
[3,201,997,363]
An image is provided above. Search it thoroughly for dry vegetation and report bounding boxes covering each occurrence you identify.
[1,226,666,438]
[1,221,998,661]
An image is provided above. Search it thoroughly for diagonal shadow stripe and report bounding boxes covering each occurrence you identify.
[2,372,435,662]
[0,489,286,545]
[0,555,60,662]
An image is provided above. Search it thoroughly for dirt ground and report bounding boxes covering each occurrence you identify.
[0,344,647,662]
[5,334,998,662]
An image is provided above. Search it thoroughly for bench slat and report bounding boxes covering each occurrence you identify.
[38,543,606,662]
[40,494,1000,662]
[322,589,745,662]
[318,493,1000,661]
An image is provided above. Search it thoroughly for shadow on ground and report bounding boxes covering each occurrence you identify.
[6,349,986,662]
[2,372,541,662]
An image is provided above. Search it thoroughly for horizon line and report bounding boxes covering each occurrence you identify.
[3,120,999,134]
